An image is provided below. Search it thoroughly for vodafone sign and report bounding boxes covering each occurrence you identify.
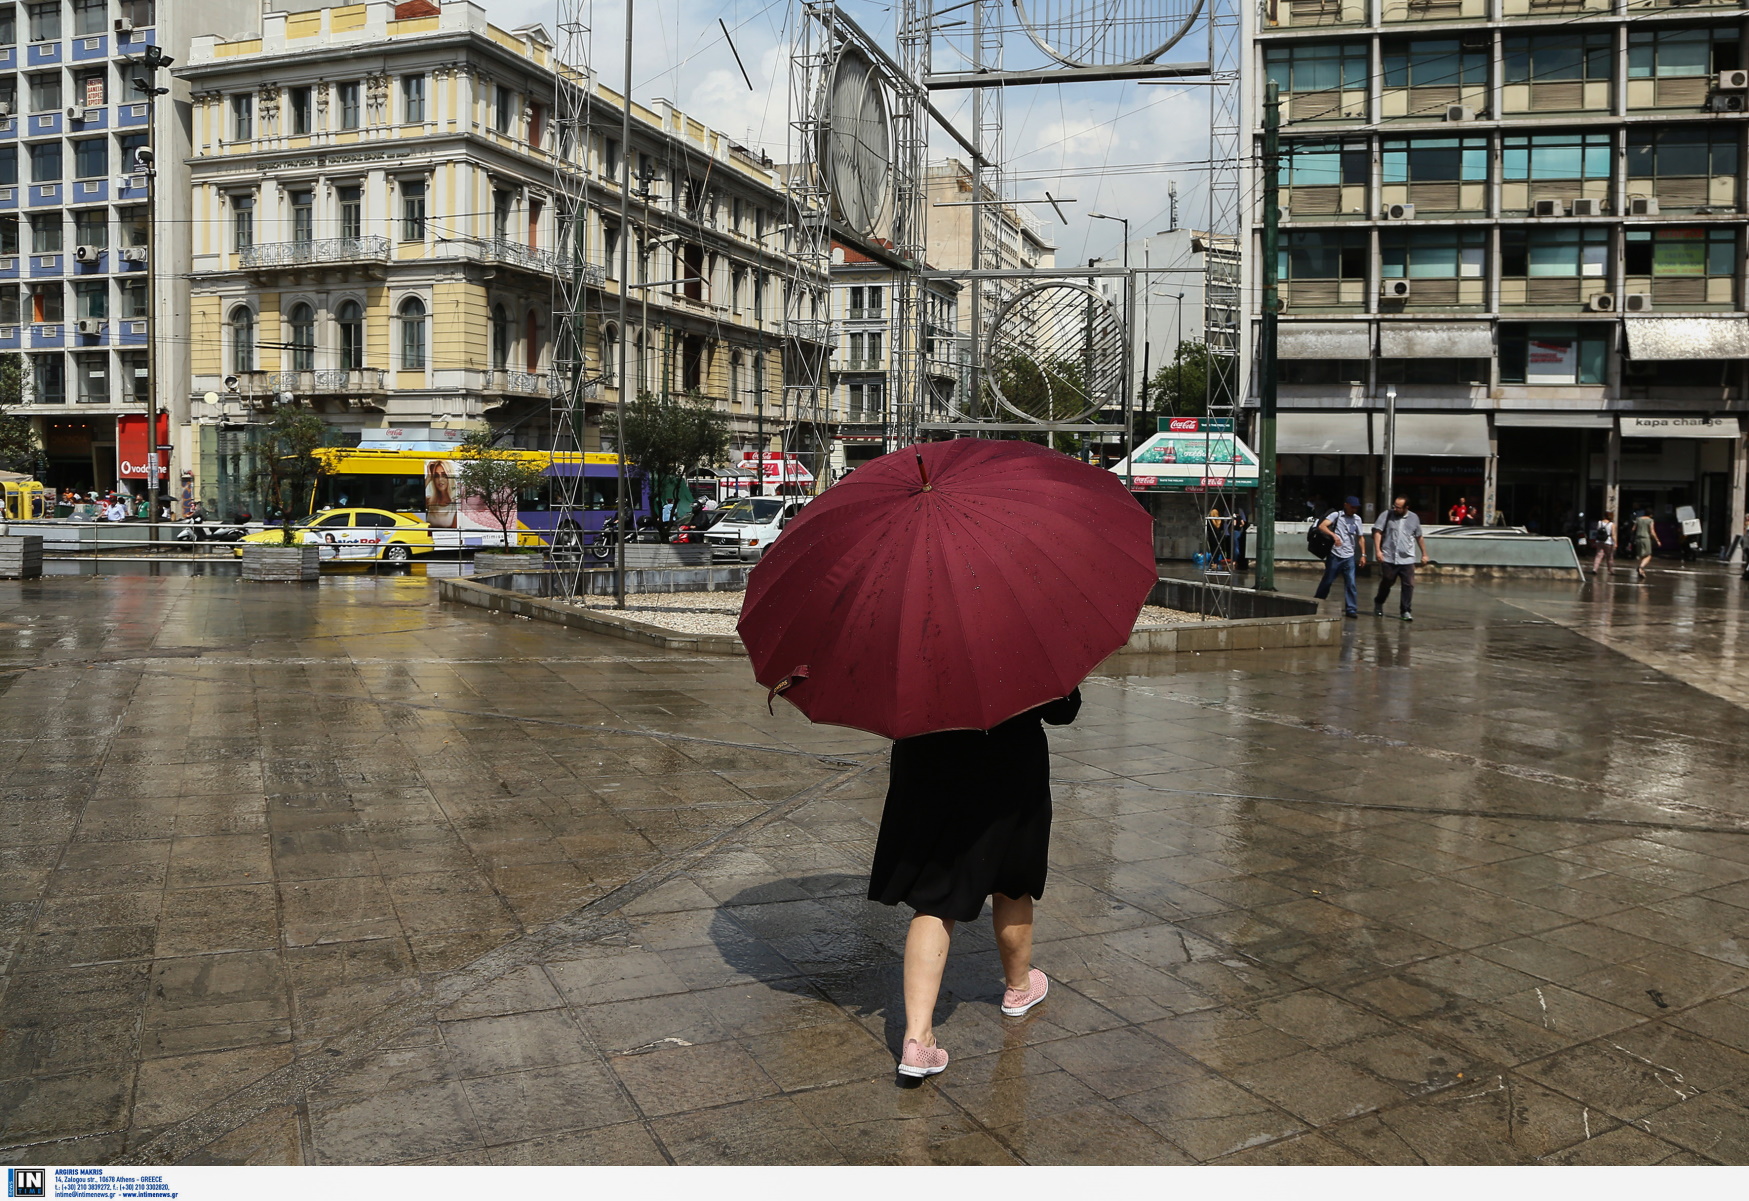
[117,413,170,480]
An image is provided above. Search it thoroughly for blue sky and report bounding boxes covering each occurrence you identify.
[482,0,1214,265]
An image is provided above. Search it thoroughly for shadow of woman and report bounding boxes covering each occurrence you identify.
[709,872,1000,1066]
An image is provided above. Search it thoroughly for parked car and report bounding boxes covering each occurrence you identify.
[702,496,806,561]
[234,508,436,561]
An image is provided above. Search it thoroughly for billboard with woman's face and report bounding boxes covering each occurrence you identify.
[425,459,457,528]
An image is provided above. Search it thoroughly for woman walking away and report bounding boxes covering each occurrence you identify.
[868,689,1082,1079]
[1633,509,1660,580]
[1591,510,1616,579]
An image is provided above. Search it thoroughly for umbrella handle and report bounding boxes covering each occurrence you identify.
[915,451,931,492]
[767,665,811,714]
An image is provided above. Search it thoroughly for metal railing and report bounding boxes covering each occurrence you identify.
[240,236,391,269]
[266,369,387,394]
[485,369,555,395]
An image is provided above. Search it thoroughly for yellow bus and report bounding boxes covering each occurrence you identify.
[309,447,648,548]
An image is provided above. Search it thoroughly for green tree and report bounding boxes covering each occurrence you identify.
[252,404,331,544]
[456,428,548,550]
[0,355,41,477]
[0,413,44,477]
[621,390,729,539]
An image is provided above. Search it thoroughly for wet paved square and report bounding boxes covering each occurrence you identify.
[3,568,1748,1165]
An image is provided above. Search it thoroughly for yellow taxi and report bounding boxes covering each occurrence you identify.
[235,508,436,561]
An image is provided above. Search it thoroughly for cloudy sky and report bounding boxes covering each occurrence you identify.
[479,0,1215,266]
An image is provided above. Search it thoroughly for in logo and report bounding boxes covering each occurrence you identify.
[8,1169,45,1198]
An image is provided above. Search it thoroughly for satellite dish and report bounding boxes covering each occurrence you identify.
[819,47,891,238]
[1011,0,1206,69]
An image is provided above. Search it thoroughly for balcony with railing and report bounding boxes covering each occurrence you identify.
[266,369,388,395]
[484,369,556,395]
[241,236,392,270]
[784,319,835,345]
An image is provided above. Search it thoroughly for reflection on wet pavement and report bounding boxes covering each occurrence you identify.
[2,569,1747,1165]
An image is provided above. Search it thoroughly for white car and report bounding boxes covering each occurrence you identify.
[703,496,806,561]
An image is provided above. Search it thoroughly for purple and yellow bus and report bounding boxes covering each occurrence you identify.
[310,448,648,550]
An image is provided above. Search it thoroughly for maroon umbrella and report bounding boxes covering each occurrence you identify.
[738,439,1156,740]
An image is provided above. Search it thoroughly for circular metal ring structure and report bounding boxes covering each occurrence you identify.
[1010,0,1206,68]
[818,47,892,238]
[984,280,1125,425]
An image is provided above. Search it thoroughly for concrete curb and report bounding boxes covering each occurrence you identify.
[441,574,1342,659]
[437,576,745,654]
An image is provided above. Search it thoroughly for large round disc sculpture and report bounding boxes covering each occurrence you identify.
[738,440,1156,741]
[819,48,892,237]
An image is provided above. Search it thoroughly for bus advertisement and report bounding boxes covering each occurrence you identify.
[309,448,648,548]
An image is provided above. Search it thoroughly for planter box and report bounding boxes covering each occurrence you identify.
[240,544,321,582]
[473,551,545,576]
[0,534,43,579]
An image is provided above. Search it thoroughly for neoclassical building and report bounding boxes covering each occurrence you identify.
[178,0,829,507]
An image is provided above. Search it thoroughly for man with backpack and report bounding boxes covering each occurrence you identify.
[1372,495,1429,621]
[1312,496,1367,618]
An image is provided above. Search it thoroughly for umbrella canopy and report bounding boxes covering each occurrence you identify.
[738,439,1156,740]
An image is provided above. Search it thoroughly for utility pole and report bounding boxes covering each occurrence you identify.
[1254,81,1281,591]
[613,0,635,609]
[134,44,172,533]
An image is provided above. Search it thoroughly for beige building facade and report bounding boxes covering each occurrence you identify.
[178,0,826,510]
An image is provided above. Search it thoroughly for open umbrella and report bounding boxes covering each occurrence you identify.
[738,439,1155,740]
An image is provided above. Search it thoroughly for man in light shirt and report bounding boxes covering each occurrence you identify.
[1313,496,1366,618]
[1372,495,1429,622]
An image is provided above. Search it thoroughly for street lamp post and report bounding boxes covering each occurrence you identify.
[1384,385,1398,511]
[1089,212,1130,480]
[132,45,172,532]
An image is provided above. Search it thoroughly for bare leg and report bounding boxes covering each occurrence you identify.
[902,914,954,1045]
[992,893,1034,990]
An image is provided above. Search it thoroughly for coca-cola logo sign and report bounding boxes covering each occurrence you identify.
[1166,418,1200,432]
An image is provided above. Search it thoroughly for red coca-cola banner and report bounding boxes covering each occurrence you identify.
[117,413,169,480]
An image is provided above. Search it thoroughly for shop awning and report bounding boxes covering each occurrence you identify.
[1112,429,1260,490]
[1624,317,1749,361]
[1277,412,1372,455]
[1494,412,1614,428]
[1378,322,1493,360]
[1372,412,1491,457]
[1278,323,1369,359]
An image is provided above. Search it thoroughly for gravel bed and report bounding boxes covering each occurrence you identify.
[568,593,1211,637]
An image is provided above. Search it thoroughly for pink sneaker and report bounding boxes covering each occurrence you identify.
[898,1038,949,1078]
[1001,968,1049,1016]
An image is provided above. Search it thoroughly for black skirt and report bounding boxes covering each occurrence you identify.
[867,689,1081,923]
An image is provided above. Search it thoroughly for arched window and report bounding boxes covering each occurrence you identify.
[287,302,315,371]
[231,306,256,374]
[337,299,364,371]
[600,323,618,385]
[398,296,427,370]
[491,303,511,369]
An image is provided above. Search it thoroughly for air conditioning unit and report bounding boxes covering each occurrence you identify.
[1385,202,1416,220]
[1709,93,1747,113]
[1381,278,1412,299]
[75,318,104,335]
[1628,197,1660,216]
[1624,292,1653,312]
[0,104,11,119]
[120,247,147,263]
[1718,69,1749,90]
[73,244,103,262]
[66,106,80,120]
[115,17,133,33]
[1445,104,1475,122]
[1533,198,1565,217]
[1585,293,1617,312]
[1570,198,1604,217]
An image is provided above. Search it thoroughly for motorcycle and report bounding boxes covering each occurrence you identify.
[172,517,249,543]
[585,514,665,561]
